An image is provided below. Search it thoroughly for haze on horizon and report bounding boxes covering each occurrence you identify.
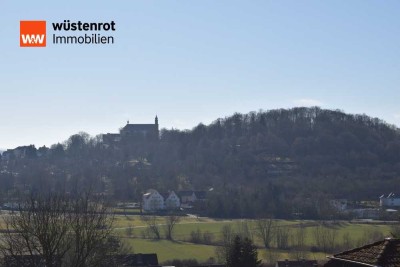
[0,1,399,149]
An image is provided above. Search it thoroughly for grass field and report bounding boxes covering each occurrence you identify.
[112,215,394,264]
[0,212,392,263]
[122,238,218,262]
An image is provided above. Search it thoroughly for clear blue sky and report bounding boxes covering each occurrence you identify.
[0,1,399,149]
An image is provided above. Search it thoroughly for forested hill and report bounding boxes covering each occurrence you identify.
[1,107,400,218]
[157,107,400,203]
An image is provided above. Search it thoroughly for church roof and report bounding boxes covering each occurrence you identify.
[122,124,157,132]
[325,238,400,267]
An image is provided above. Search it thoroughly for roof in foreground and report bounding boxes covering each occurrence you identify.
[276,259,318,267]
[325,238,400,267]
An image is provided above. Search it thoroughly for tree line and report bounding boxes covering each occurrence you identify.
[1,107,400,219]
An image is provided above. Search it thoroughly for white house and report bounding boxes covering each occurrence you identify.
[164,191,181,210]
[142,189,164,211]
[380,193,400,207]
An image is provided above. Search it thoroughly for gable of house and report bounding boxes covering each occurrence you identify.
[164,191,180,209]
[142,189,164,211]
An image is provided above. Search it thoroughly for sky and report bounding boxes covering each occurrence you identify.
[0,1,399,149]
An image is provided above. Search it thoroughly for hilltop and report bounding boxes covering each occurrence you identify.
[1,107,400,219]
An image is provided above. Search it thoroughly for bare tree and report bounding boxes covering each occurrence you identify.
[342,232,354,250]
[141,215,161,239]
[254,218,276,248]
[0,192,121,267]
[215,225,235,264]
[203,231,215,245]
[237,220,253,241]
[276,226,291,249]
[356,229,384,248]
[164,215,181,240]
[125,223,134,238]
[0,194,71,267]
[66,193,116,267]
[190,229,202,243]
[291,223,308,260]
[312,223,337,253]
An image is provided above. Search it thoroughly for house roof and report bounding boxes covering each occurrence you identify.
[143,189,161,199]
[276,259,318,267]
[325,238,400,267]
[112,253,159,266]
[162,191,177,199]
[178,190,207,199]
[4,255,48,266]
[178,191,196,197]
[5,254,160,267]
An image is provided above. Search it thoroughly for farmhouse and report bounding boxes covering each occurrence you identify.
[142,189,183,211]
[163,191,180,209]
[142,189,164,211]
[380,192,400,207]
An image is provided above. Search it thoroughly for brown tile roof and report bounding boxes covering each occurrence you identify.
[325,238,400,267]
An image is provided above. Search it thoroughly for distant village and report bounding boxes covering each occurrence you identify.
[325,192,400,220]
[140,189,400,218]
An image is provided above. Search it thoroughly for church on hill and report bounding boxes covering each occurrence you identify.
[120,116,159,138]
[103,116,159,145]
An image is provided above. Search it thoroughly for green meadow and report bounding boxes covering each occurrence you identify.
[113,215,393,264]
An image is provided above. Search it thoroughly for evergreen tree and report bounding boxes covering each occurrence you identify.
[241,237,262,267]
[227,235,242,267]
[226,235,261,267]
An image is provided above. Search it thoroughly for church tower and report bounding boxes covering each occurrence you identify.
[155,115,159,139]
